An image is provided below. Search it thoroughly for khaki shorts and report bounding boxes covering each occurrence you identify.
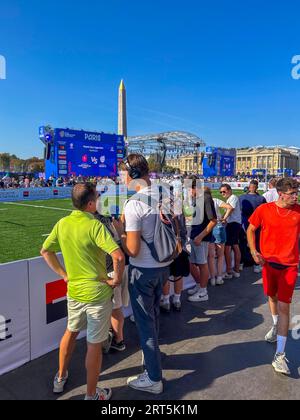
[67,297,113,344]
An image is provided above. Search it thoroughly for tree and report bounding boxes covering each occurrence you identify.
[0,153,11,171]
[147,155,162,173]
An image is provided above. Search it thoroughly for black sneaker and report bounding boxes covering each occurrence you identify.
[110,338,126,352]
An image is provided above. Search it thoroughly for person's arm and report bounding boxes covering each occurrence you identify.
[40,223,68,282]
[246,224,265,266]
[113,200,142,258]
[194,195,217,245]
[40,249,68,282]
[113,220,141,258]
[194,219,217,245]
[219,202,233,211]
[106,248,126,288]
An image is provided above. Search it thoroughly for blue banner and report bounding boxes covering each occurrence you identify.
[41,127,125,179]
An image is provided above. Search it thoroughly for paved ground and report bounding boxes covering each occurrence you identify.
[1,268,300,400]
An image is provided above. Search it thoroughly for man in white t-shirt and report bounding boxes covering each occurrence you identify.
[263,178,279,203]
[113,154,170,395]
[219,184,242,279]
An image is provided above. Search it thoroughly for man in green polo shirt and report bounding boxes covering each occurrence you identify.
[41,183,125,401]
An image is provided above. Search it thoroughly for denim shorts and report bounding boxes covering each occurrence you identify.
[211,225,227,245]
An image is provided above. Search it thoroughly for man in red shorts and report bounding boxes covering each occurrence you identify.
[247,177,300,375]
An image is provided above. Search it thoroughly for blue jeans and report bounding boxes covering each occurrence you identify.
[128,265,170,382]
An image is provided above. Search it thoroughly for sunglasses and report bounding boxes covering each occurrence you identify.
[283,191,298,197]
[220,191,227,194]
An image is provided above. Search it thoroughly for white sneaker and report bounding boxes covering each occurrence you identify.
[216,276,224,285]
[239,263,244,271]
[127,371,163,394]
[188,285,200,296]
[254,265,262,274]
[188,292,209,302]
[210,277,216,287]
[272,353,290,375]
[85,387,112,400]
[232,271,240,278]
[223,273,233,279]
[265,325,278,343]
[53,371,69,394]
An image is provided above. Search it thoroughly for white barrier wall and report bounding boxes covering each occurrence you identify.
[0,254,197,375]
[0,261,30,376]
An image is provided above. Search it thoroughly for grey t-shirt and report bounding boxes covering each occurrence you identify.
[124,185,171,269]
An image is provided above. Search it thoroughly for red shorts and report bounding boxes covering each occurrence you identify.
[262,263,298,304]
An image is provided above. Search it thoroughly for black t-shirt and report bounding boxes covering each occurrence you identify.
[190,192,217,241]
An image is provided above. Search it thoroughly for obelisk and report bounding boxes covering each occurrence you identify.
[118,79,127,139]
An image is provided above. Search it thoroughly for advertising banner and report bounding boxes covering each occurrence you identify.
[0,187,73,202]
[0,261,30,375]
[42,128,125,179]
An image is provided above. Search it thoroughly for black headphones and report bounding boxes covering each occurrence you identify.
[123,158,142,180]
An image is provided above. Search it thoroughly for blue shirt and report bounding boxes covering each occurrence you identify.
[239,193,266,230]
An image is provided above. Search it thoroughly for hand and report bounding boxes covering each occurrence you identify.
[194,236,203,246]
[63,274,68,283]
[252,252,265,266]
[112,218,125,236]
[105,279,120,289]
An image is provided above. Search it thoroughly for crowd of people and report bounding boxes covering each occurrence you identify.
[0,175,120,189]
[2,172,294,191]
[39,154,300,401]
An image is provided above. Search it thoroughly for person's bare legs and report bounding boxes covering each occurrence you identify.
[225,245,232,273]
[233,244,241,272]
[58,330,79,379]
[86,342,102,398]
[269,296,278,318]
[216,244,225,277]
[111,308,124,343]
[190,263,201,285]
[199,263,209,289]
[277,302,290,338]
[162,281,170,296]
[208,244,216,279]
[174,277,183,295]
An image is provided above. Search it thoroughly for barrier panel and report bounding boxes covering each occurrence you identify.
[228,182,267,191]
[28,256,86,360]
[0,253,196,375]
[0,261,30,375]
[0,187,73,202]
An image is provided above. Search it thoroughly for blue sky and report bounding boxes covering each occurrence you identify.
[0,0,299,158]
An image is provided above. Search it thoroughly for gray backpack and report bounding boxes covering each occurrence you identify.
[130,187,183,263]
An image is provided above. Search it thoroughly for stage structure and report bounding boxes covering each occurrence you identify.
[40,126,125,179]
[127,131,206,171]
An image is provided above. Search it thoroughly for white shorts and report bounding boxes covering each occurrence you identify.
[108,266,129,310]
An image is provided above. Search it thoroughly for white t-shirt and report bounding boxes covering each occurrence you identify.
[213,198,225,221]
[263,188,279,203]
[124,185,170,269]
[226,194,242,224]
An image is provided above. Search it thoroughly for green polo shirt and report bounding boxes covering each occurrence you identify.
[43,211,120,304]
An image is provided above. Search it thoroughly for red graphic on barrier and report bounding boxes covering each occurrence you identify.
[46,280,68,324]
